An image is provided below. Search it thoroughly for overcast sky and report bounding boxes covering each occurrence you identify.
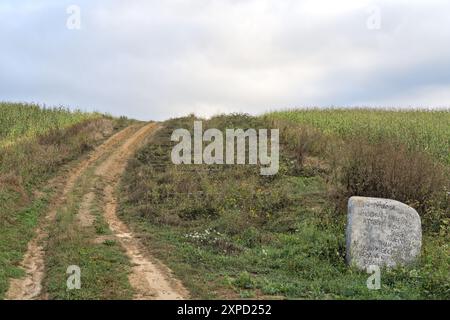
[1,0,449,120]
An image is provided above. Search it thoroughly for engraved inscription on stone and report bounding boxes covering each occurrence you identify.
[346,196,422,269]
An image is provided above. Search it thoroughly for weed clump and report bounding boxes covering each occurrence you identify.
[328,138,449,230]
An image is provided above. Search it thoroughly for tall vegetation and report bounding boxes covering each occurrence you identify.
[270,115,449,232]
[267,108,450,164]
[0,102,100,147]
[0,102,124,298]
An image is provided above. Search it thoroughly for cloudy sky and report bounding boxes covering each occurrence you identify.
[1,0,449,120]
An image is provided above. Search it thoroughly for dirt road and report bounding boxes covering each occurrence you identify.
[5,123,188,300]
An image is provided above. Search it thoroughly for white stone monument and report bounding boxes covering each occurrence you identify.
[346,196,422,270]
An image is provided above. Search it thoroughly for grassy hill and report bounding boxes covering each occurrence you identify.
[0,102,129,298]
[119,111,449,299]
[1,105,448,299]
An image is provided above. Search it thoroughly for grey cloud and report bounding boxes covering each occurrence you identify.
[0,0,449,120]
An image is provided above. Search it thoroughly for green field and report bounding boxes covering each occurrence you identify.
[0,102,125,298]
[0,102,101,147]
[1,105,448,300]
[119,111,449,299]
[267,108,450,164]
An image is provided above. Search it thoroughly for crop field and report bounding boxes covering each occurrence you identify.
[267,108,450,164]
[0,102,101,147]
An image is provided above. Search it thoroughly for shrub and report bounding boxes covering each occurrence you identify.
[328,138,449,227]
[272,119,328,172]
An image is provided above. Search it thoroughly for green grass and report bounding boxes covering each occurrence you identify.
[0,192,50,299]
[44,165,133,300]
[0,102,130,299]
[119,114,449,300]
[266,108,450,164]
[0,103,122,193]
[0,102,101,147]
[1,104,448,300]
[122,214,448,299]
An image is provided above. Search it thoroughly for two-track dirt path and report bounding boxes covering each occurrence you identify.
[5,122,187,300]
